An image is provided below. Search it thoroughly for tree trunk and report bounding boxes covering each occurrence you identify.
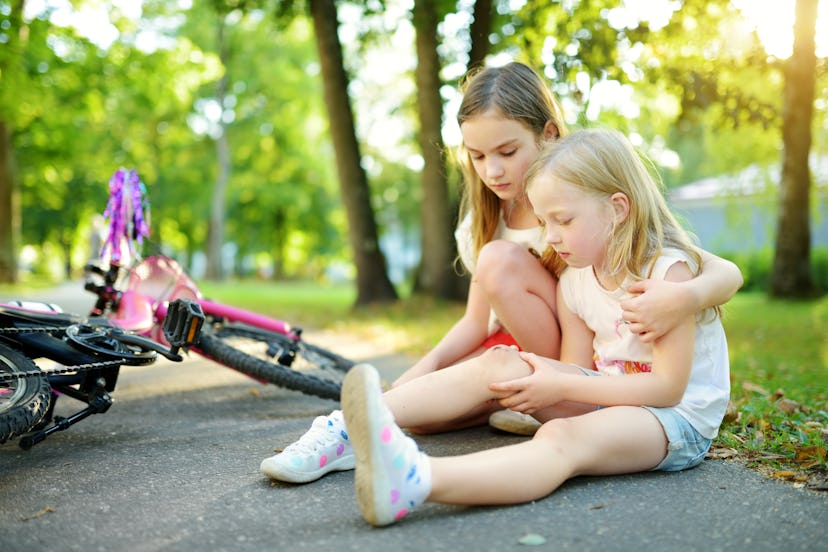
[468,0,492,70]
[308,0,397,305]
[0,121,18,283]
[0,1,26,284]
[272,207,286,279]
[207,17,230,281]
[412,0,465,300]
[770,0,818,298]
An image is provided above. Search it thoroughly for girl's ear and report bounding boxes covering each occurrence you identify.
[610,192,630,224]
[543,120,559,140]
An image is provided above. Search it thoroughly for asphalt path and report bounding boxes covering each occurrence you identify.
[1,283,826,551]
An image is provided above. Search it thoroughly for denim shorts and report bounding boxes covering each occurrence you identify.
[643,406,712,472]
[576,368,710,472]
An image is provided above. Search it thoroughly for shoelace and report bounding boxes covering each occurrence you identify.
[283,421,339,455]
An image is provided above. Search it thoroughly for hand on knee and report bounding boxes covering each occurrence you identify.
[478,346,533,384]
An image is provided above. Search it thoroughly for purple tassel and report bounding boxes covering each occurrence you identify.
[101,168,151,262]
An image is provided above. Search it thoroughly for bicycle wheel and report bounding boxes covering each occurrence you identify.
[0,344,52,444]
[196,325,354,401]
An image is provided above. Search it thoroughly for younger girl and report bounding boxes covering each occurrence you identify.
[340,128,730,526]
[260,63,740,483]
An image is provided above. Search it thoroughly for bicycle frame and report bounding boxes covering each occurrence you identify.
[88,255,297,344]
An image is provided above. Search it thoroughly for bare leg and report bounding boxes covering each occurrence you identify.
[384,346,532,430]
[476,241,561,359]
[428,406,667,505]
[342,364,666,525]
[389,347,597,433]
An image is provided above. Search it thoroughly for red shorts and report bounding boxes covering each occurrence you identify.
[481,330,520,350]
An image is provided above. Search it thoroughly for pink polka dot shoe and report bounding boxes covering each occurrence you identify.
[260,410,354,483]
[342,363,431,526]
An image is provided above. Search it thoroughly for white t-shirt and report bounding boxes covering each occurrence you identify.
[558,248,730,439]
[454,211,548,334]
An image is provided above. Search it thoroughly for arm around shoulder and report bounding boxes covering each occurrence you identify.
[695,250,743,309]
[621,250,741,342]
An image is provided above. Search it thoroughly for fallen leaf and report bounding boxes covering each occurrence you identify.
[19,506,55,522]
[589,501,612,510]
[723,400,739,423]
[518,534,547,546]
[756,452,786,461]
[775,398,800,415]
[707,447,739,460]
[772,470,797,480]
[741,381,769,396]
[795,445,826,465]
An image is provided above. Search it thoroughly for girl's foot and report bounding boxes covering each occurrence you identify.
[260,410,354,483]
[342,364,431,526]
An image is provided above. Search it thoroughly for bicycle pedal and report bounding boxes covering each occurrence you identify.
[163,299,205,350]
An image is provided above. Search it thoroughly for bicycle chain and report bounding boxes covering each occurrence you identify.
[0,326,125,383]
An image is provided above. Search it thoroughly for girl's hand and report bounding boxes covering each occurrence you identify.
[620,279,696,343]
[488,352,560,413]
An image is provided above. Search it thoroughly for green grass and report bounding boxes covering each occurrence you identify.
[0,280,61,294]
[198,279,465,356]
[715,293,827,487]
[198,280,358,326]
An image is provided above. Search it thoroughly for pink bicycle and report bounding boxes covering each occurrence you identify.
[83,169,354,401]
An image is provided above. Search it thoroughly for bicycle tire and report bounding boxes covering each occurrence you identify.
[0,344,52,444]
[195,325,354,401]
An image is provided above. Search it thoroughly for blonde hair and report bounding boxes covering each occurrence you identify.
[455,62,568,275]
[525,128,719,318]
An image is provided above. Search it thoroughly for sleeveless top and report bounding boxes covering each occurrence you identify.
[558,248,730,439]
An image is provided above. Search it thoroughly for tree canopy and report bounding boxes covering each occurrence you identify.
[1,0,825,298]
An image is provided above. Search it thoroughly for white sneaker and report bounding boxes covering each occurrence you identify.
[488,409,541,436]
[342,364,431,526]
[260,410,354,483]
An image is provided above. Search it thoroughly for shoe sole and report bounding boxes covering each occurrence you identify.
[260,454,355,484]
[342,364,392,526]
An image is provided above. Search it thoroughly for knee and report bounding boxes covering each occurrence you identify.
[476,346,532,381]
[476,241,533,290]
[534,417,578,444]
